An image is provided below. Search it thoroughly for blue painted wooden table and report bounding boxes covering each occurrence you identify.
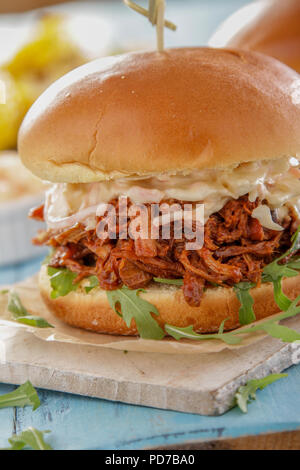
[0,256,300,450]
[1,0,299,452]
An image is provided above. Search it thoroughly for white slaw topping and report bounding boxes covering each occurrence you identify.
[44,157,300,231]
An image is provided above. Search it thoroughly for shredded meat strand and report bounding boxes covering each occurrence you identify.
[31,195,299,307]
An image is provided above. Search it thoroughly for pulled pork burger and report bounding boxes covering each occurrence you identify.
[209,0,300,74]
[18,48,300,338]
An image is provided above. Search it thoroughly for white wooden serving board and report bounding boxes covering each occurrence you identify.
[0,319,300,416]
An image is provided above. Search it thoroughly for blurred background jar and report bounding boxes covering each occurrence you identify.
[0,3,125,151]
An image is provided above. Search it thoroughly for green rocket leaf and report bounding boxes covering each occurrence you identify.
[107,287,165,339]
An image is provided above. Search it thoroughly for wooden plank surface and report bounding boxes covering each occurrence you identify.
[1,321,300,416]
[156,431,300,450]
[0,364,300,450]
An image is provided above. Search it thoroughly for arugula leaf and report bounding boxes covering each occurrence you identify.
[262,263,299,281]
[48,267,79,299]
[261,323,300,342]
[15,316,54,328]
[3,428,52,451]
[233,282,256,325]
[236,296,300,342]
[0,381,40,411]
[85,276,100,293]
[218,318,229,334]
[274,295,300,321]
[272,278,293,311]
[48,267,100,296]
[107,287,165,339]
[8,290,28,317]
[165,324,242,345]
[234,373,288,413]
[8,291,53,329]
[262,226,300,310]
[166,296,300,345]
[286,258,300,270]
[279,225,300,262]
[262,265,297,311]
[153,277,184,286]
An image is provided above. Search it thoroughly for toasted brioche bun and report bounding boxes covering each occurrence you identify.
[209,0,300,73]
[39,265,300,335]
[19,47,300,183]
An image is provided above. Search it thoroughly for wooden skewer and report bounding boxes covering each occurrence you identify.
[148,0,157,25]
[156,0,165,52]
[123,0,177,52]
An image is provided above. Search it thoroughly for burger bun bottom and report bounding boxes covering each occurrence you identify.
[39,265,300,336]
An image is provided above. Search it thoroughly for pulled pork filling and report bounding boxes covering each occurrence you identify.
[30,194,299,308]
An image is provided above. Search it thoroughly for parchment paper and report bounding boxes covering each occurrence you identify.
[0,274,286,354]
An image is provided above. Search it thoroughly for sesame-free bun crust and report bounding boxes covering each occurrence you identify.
[19,47,300,183]
[209,0,300,73]
[39,264,300,335]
